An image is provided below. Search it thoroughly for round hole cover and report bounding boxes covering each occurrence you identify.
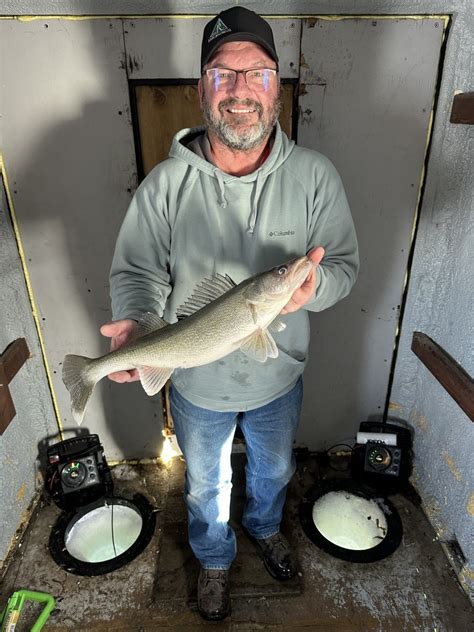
[300,479,403,563]
[49,494,156,575]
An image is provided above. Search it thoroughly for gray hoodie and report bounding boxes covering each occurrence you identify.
[110,123,359,411]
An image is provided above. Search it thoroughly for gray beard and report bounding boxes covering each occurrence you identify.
[202,95,281,151]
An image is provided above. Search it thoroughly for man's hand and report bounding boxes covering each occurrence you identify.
[100,319,140,383]
[281,247,325,315]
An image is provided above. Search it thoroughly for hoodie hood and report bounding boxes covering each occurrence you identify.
[169,123,295,233]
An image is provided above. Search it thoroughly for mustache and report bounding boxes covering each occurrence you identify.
[218,98,263,115]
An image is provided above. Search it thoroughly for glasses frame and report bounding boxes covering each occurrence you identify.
[202,66,279,91]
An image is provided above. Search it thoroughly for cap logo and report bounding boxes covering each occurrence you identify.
[208,18,232,42]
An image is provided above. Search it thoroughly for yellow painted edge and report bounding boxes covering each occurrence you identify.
[390,112,435,345]
[393,14,450,353]
[0,156,64,436]
[16,483,27,502]
[0,15,450,27]
[467,492,474,516]
[442,450,463,482]
[388,401,402,411]
[409,14,450,247]
[460,566,474,581]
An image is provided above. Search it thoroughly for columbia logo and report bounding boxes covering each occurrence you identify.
[269,230,295,237]
[209,18,232,42]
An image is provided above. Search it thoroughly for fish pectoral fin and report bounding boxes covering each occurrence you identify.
[243,285,267,304]
[138,366,173,396]
[269,318,286,333]
[247,300,278,325]
[239,329,279,363]
[135,312,169,338]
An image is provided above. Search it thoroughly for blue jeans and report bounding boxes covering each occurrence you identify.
[169,378,303,570]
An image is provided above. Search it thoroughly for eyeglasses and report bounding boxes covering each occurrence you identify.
[203,67,278,92]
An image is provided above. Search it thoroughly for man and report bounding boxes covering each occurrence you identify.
[101,6,358,621]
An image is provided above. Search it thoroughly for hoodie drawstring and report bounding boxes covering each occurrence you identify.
[215,170,228,208]
[248,169,265,234]
[214,168,265,234]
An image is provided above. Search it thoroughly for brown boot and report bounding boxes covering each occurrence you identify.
[244,530,298,581]
[197,568,231,621]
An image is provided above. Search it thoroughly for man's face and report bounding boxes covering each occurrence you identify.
[199,41,281,151]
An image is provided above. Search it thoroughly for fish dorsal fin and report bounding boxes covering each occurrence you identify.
[138,366,174,396]
[239,328,279,363]
[136,312,168,337]
[176,274,236,320]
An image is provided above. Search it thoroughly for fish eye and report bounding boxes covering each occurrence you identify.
[277,265,288,276]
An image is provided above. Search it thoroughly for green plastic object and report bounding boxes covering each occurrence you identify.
[0,590,55,632]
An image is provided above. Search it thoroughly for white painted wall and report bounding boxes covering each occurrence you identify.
[389,6,474,599]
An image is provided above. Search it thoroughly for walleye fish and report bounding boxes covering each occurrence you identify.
[63,255,313,425]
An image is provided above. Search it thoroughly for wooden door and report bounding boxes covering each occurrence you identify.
[132,82,296,178]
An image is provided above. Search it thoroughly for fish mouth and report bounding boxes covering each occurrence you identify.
[291,256,314,288]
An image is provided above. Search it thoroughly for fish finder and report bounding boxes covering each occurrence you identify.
[46,434,113,511]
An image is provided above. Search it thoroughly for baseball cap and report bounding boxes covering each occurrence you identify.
[201,6,279,71]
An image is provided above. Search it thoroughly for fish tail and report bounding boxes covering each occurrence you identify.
[62,354,98,425]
